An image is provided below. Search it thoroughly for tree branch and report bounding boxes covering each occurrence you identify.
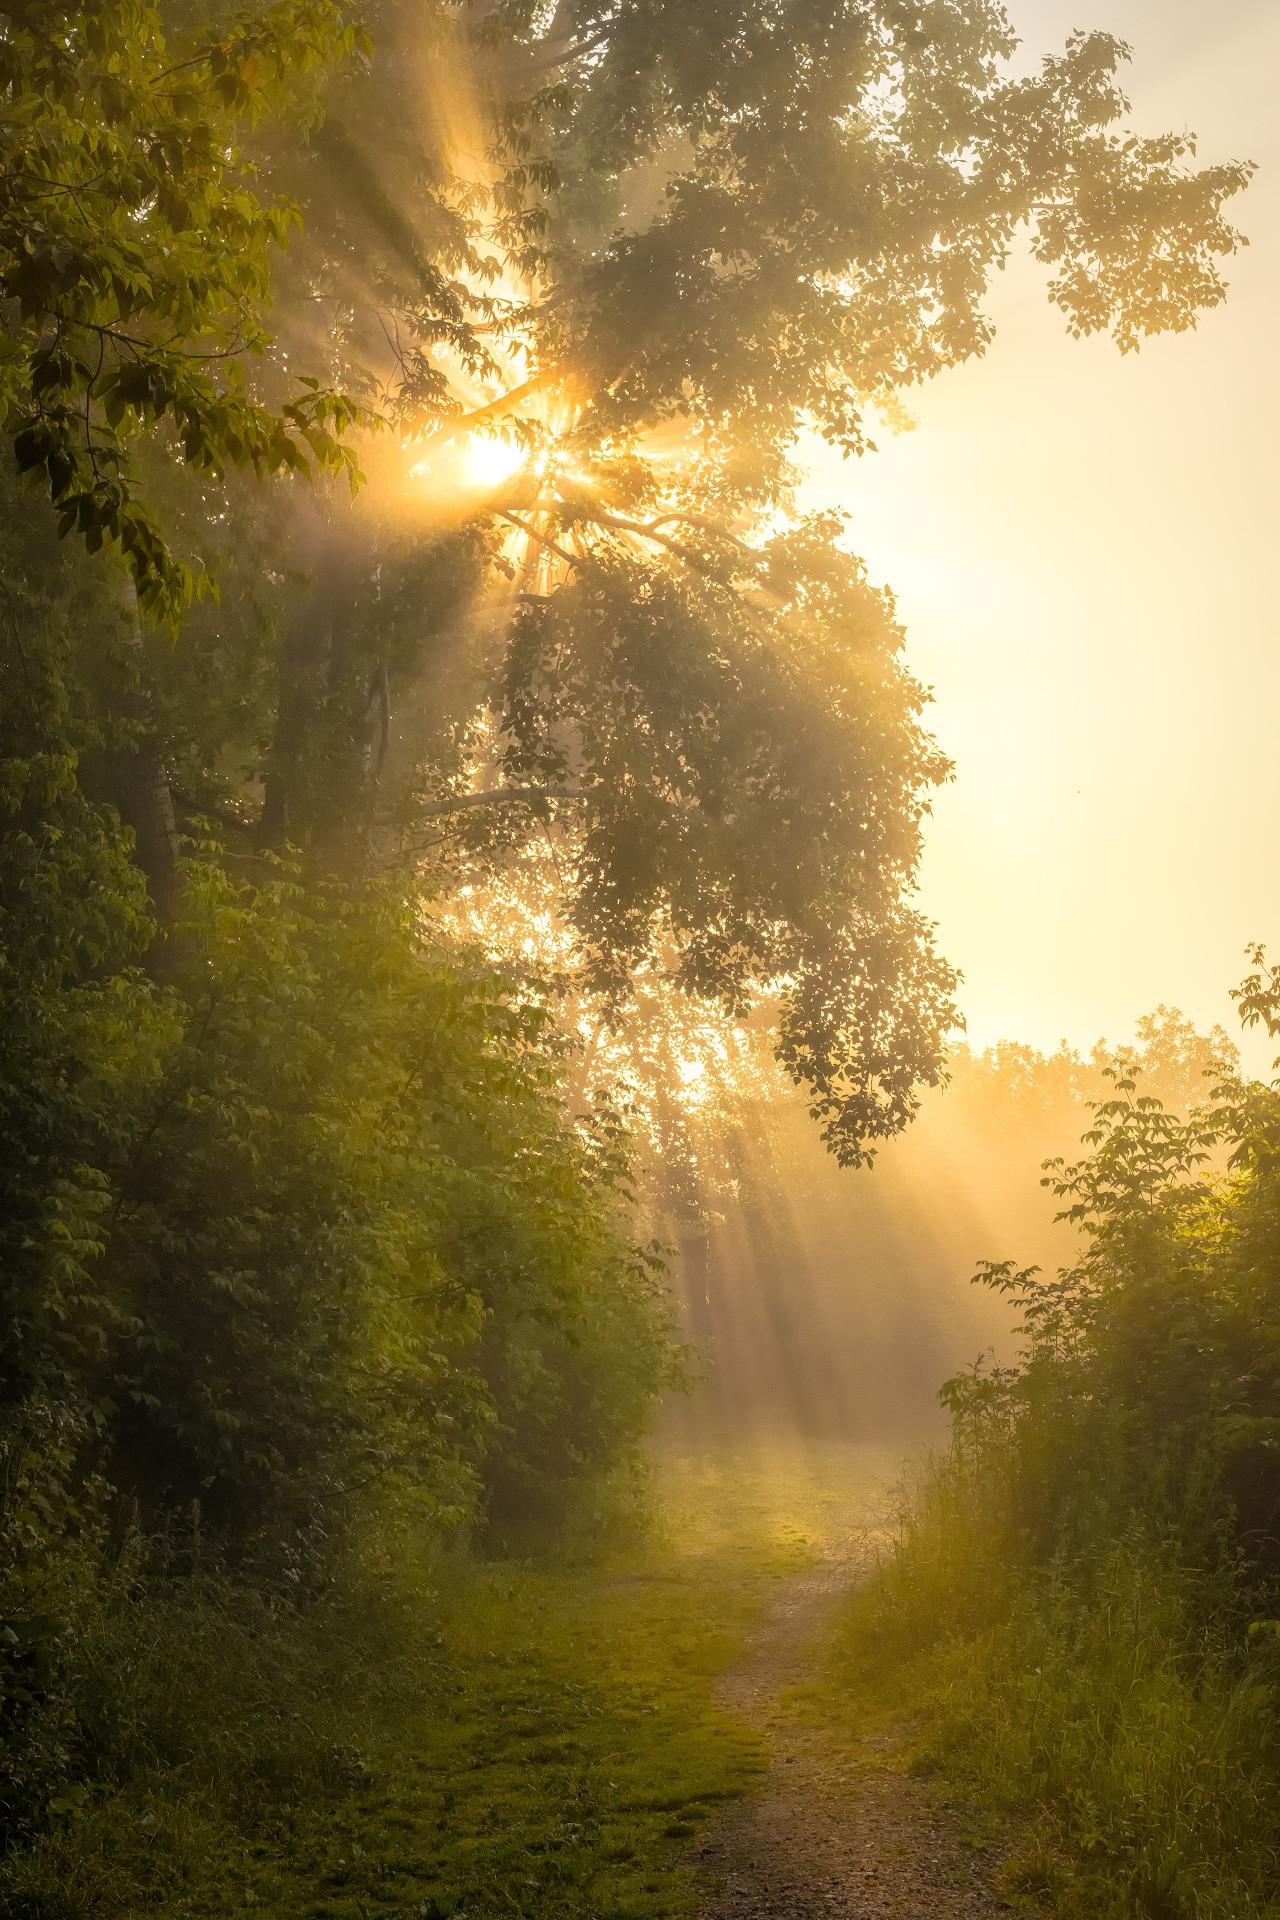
[418,784,585,818]
[647,510,755,553]
[573,507,709,568]
[554,490,755,567]
[429,374,547,443]
[495,509,581,568]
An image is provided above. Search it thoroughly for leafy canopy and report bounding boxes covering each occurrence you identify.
[0,0,1251,1156]
[0,0,367,624]
[250,0,1249,1155]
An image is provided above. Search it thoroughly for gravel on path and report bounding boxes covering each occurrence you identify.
[693,1554,1008,1919]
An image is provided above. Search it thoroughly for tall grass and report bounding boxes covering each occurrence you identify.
[826,1441,1280,1918]
[822,1002,1280,1916]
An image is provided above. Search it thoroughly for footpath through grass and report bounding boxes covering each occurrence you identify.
[5,1445,889,1920]
[812,1452,1280,1920]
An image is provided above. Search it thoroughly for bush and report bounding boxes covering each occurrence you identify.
[825,975,1280,1917]
[0,441,679,1837]
[0,818,678,1827]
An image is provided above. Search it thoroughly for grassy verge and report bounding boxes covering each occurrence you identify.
[3,1445,881,1920]
[813,1448,1280,1919]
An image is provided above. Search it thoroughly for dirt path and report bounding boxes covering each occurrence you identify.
[692,1552,1007,1919]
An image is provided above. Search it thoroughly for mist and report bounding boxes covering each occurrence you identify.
[662,1010,1232,1449]
[1,3,1272,1917]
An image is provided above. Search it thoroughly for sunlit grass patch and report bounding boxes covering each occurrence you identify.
[1,1441,907,1918]
[653,1438,903,1570]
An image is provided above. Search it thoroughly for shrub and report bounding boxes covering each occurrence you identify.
[827,970,1280,1916]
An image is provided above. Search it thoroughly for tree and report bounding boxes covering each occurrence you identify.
[0,0,366,626]
[242,0,1249,1157]
[0,1,1255,1161]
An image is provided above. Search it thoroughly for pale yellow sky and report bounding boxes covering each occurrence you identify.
[801,0,1279,1066]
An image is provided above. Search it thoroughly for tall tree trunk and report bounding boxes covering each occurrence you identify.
[111,583,178,922]
[259,498,361,851]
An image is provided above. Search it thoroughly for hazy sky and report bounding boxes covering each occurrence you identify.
[801,0,1279,1064]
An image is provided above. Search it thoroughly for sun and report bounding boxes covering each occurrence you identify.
[464,430,527,490]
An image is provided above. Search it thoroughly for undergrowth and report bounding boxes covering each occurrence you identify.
[821,1448,1280,1918]
[820,999,1280,1920]
[0,1448,861,1920]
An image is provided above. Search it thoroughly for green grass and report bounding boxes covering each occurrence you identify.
[813,1449,1280,1920]
[2,1444,890,1920]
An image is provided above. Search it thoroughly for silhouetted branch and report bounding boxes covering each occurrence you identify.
[429,374,547,443]
[495,509,581,567]
[418,784,585,818]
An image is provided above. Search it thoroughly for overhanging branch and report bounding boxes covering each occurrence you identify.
[429,374,548,444]
[557,499,757,570]
[419,783,585,818]
[495,509,581,567]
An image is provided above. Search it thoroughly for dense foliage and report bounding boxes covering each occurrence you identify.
[0,475,675,1833]
[0,0,365,623]
[829,976,1280,1918]
[945,959,1280,1570]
